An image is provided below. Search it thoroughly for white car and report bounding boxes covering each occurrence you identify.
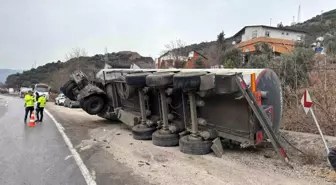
[55,94,66,105]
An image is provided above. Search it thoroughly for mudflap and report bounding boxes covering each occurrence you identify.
[328,147,336,171]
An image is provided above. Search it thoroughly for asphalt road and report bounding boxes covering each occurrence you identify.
[0,95,86,185]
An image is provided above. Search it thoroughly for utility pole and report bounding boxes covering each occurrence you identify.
[321,10,324,21]
[297,5,301,23]
[270,18,272,26]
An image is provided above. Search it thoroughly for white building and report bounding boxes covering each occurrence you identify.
[231,25,307,44]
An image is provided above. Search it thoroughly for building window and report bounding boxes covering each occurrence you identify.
[265,31,270,37]
[286,32,289,35]
[252,30,257,39]
[282,32,285,35]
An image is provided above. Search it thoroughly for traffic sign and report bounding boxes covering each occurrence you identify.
[300,89,331,162]
[301,90,312,114]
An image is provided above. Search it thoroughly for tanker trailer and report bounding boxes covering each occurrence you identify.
[62,68,282,155]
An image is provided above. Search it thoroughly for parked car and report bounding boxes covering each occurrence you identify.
[55,93,66,105]
[64,97,80,108]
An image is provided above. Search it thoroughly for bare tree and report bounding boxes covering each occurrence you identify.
[161,39,187,68]
[208,31,227,66]
[50,68,70,92]
[65,47,88,70]
[65,47,88,60]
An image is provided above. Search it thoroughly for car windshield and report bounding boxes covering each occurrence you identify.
[35,86,48,92]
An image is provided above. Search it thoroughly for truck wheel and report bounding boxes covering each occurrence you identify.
[125,73,152,87]
[146,72,174,88]
[132,124,156,140]
[173,72,207,91]
[179,135,212,155]
[80,99,88,112]
[328,148,336,171]
[63,80,77,101]
[82,95,105,115]
[152,130,179,147]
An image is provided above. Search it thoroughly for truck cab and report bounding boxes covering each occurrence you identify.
[33,83,50,101]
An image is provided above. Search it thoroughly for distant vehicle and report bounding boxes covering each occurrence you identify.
[55,93,66,105]
[34,83,50,101]
[19,87,33,98]
[64,97,80,108]
[0,88,8,94]
[8,88,14,94]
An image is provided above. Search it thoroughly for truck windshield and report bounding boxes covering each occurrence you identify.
[36,86,48,92]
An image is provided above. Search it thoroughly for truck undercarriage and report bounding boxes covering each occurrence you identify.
[62,68,283,155]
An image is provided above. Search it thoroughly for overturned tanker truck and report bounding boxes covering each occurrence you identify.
[62,68,282,155]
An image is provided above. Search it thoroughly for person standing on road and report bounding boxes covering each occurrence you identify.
[36,94,47,122]
[35,92,40,102]
[24,90,35,123]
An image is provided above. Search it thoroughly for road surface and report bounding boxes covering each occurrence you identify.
[0,95,87,185]
[0,95,151,185]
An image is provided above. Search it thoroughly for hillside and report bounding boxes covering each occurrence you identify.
[5,51,154,91]
[176,8,336,58]
[290,9,336,39]
[0,69,22,83]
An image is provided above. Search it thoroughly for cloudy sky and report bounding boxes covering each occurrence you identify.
[1,0,335,69]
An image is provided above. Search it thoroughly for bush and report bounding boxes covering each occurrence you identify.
[221,47,243,68]
[194,57,205,68]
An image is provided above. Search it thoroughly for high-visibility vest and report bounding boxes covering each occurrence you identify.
[24,94,35,107]
[38,96,47,108]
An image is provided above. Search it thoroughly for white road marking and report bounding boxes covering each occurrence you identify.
[45,109,97,185]
[64,155,72,160]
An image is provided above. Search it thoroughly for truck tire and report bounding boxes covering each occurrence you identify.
[173,72,207,91]
[82,95,106,115]
[80,99,86,109]
[179,135,212,155]
[63,80,77,101]
[328,147,336,171]
[125,73,152,87]
[146,72,174,88]
[152,130,179,147]
[132,124,156,140]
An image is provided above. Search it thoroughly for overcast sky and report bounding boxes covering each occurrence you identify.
[1,0,336,69]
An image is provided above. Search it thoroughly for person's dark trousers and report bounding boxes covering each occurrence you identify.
[37,107,44,122]
[24,107,34,122]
